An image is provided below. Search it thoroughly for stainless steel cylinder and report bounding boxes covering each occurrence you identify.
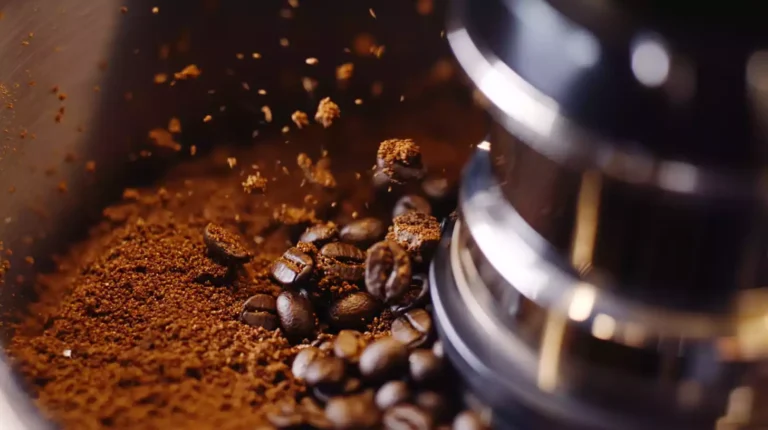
[433,0,768,428]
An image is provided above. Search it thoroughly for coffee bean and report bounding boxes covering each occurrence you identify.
[292,347,323,380]
[365,240,411,303]
[313,377,362,404]
[328,292,380,330]
[304,356,347,388]
[203,223,250,264]
[452,410,487,430]
[300,222,339,247]
[375,380,410,410]
[276,290,316,340]
[325,390,380,429]
[240,294,279,330]
[270,246,315,286]
[389,274,429,316]
[422,176,452,200]
[415,391,449,423]
[409,349,442,383]
[393,195,432,218]
[359,337,408,381]
[376,139,425,184]
[241,311,279,330]
[318,242,366,282]
[333,330,364,364]
[391,308,432,348]
[340,218,385,248]
[386,212,441,263]
[383,404,433,430]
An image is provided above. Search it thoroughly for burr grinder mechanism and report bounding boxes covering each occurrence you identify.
[432,0,768,428]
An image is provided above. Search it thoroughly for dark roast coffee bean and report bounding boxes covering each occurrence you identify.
[243,294,277,313]
[393,195,432,218]
[328,292,380,330]
[271,246,314,286]
[375,380,410,410]
[241,294,279,330]
[340,218,385,248]
[313,377,362,404]
[359,337,408,381]
[452,410,487,430]
[333,330,364,364]
[241,311,279,330]
[389,274,430,316]
[276,290,315,339]
[409,349,442,383]
[203,223,250,264]
[305,356,347,388]
[319,242,366,282]
[365,240,411,303]
[391,308,432,348]
[422,176,452,200]
[266,406,304,429]
[300,222,339,247]
[387,212,441,263]
[383,404,433,430]
[292,347,323,380]
[325,390,380,429]
[416,391,449,423]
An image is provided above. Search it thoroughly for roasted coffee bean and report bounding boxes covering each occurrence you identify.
[376,139,425,184]
[452,410,487,430]
[383,404,433,430]
[359,337,408,381]
[304,356,347,388]
[318,242,366,282]
[328,292,380,330]
[266,404,305,428]
[271,246,314,286]
[325,390,380,429]
[313,377,362,404]
[393,195,432,218]
[416,391,449,423]
[300,222,339,247]
[386,212,441,263]
[340,218,385,248]
[276,290,315,340]
[365,240,411,303]
[409,349,442,383]
[389,274,429,316]
[241,294,279,330]
[241,311,279,330]
[375,380,410,410]
[422,176,452,200]
[333,330,364,364]
[203,223,250,264]
[292,347,323,380]
[392,308,432,348]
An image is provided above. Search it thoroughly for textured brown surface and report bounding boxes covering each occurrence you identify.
[6,95,484,429]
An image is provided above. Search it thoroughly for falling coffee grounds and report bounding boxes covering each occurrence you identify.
[6,99,487,429]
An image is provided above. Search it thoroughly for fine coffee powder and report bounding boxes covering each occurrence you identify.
[6,98,485,429]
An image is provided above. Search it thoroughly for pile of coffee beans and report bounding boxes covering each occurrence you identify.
[235,139,489,429]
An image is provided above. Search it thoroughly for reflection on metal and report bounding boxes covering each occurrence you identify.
[537,311,566,392]
[592,313,616,340]
[567,283,596,322]
[570,170,602,271]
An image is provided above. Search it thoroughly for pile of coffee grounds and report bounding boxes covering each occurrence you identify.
[6,98,486,429]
